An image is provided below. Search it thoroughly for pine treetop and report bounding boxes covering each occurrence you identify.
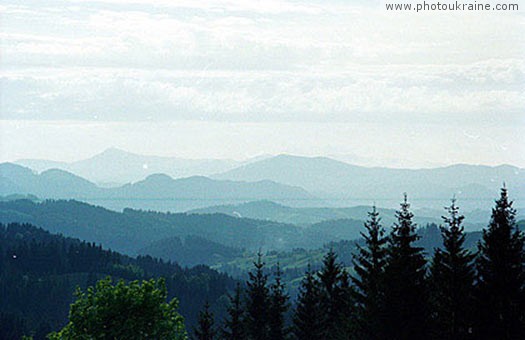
[351,206,388,339]
[293,264,325,340]
[222,283,245,340]
[245,252,271,340]
[429,198,475,340]
[194,302,216,340]
[475,187,525,339]
[269,263,289,340]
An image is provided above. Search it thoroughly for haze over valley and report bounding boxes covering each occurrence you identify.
[2,148,523,214]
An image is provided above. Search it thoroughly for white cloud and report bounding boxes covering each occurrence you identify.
[1,0,523,165]
[2,59,523,124]
[3,1,524,68]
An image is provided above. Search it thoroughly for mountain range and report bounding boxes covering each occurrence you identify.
[0,162,311,211]
[6,151,525,212]
[15,148,270,186]
[213,154,525,210]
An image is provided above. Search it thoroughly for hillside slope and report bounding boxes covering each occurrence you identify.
[0,199,342,256]
[0,222,235,338]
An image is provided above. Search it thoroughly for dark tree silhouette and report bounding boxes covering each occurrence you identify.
[317,249,353,339]
[222,283,245,340]
[0,312,28,340]
[245,252,270,340]
[475,187,525,339]
[293,265,324,340]
[194,302,216,340]
[429,198,475,340]
[384,194,429,339]
[352,206,388,340]
[268,264,289,340]
[336,270,357,338]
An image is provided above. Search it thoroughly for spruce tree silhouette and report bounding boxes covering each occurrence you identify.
[475,187,525,339]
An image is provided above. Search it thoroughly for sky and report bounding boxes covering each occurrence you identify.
[1,0,524,167]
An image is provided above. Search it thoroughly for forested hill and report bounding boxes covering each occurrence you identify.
[0,199,355,256]
[189,200,444,226]
[2,199,521,270]
[0,222,236,339]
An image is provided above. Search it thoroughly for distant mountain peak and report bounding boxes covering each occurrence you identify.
[270,154,354,164]
[95,147,136,158]
[0,162,33,171]
[101,146,126,153]
[243,200,286,208]
[0,162,37,177]
[273,154,326,161]
[141,173,174,183]
[40,168,82,178]
[180,175,214,182]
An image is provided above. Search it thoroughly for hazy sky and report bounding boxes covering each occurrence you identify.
[1,0,524,167]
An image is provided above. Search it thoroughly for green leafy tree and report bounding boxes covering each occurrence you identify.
[383,194,429,339]
[48,277,187,340]
[222,283,246,340]
[268,264,289,340]
[429,198,475,340]
[293,265,324,340]
[194,302,216,340]
[475,187,525,339]
[245,252,270,340]
[352,206,388,340]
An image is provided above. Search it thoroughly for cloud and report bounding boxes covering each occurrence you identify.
[1,58,523,124]
[0,0,523,165]
[2,1,524,69]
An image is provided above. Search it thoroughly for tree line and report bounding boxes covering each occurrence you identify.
[2,187,523,339]
[194,187,525,340]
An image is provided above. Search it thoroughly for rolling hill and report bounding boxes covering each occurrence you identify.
[0,199,348,257]
[189,200,444,226]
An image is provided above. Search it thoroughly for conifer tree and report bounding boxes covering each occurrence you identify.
[475,187,525,339]
[335,270,357,339]
[245,252,270,340]
[268,264,289,340]
[429,198,475,340]
[293,265,325,340]
[352,206,388,340]
[222,283,245,340]
[384,194,429,339]
[317,249,352,339]
[194,301,216,340]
